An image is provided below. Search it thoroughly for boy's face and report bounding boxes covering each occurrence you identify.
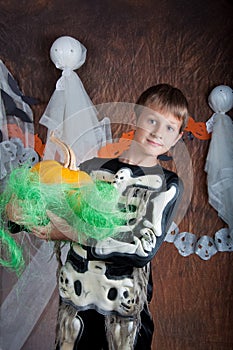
[133,107,183,159]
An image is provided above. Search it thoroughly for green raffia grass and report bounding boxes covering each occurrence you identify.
[0,228,24,275]
[67,180,127,239]
[0,165,128,272]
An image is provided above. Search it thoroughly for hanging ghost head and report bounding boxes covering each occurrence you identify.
[50,36,87,71]
[208,85,233,114]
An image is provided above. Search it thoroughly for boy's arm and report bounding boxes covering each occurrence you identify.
[6,200,76,242]
[30,211,76,241]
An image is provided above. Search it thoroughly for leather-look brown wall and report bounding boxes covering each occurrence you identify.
[0,1,232,349]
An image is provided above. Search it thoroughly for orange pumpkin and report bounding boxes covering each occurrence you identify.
[31,132,93,187]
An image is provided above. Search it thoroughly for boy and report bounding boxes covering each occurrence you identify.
[7,84,189,349]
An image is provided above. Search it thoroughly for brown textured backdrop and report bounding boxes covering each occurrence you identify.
[0,0,233,349]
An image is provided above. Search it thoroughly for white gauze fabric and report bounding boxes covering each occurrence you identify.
[205,114,233,232]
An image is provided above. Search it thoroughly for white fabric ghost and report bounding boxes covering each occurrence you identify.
[205,85,233,233]
[40,36,111,164]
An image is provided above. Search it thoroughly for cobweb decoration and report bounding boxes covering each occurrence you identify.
[0,237,69,350]
[0,60,36,147]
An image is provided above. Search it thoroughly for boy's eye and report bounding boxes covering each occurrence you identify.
[149,119,157,125]
[167,125,174,132]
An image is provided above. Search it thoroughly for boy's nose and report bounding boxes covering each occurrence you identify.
[151,127,163,139]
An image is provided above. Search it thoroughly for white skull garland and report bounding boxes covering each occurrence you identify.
[173,231,197,257]
[165,224,233,259]
[0,138,38,191]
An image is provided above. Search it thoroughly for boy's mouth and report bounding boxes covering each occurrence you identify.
[146,138,163,147]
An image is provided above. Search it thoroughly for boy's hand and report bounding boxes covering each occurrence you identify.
[5,196,24,225]
[31,210,78,242]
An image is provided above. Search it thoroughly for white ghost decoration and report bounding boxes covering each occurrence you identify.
[205,85,233,236]
[40,36,111,164]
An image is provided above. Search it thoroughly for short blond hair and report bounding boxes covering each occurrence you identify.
[135,84,189,131]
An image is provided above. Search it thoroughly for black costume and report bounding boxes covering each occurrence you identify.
[56,157,182,350]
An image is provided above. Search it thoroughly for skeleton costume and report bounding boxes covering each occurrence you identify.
[55,157,182,350]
